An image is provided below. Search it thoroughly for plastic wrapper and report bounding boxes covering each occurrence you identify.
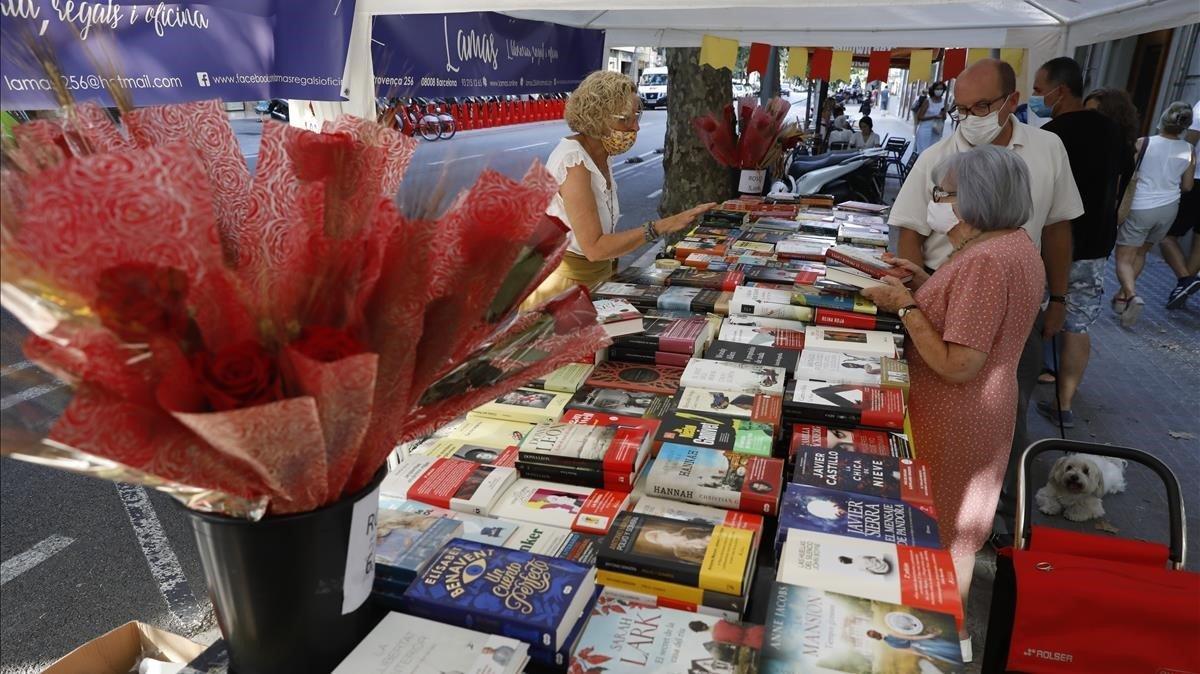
[2,98,606,518]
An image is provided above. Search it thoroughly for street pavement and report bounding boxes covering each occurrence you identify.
[3,102,1197,672]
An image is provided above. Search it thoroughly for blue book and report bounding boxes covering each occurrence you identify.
[375,509,464,583]
[527,586,602,667]
[658,287,702,312]
[775,483,940,556]
[402,539,598,653]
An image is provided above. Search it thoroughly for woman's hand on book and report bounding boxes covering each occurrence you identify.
[881,252,929,289]
[655,203,719,236]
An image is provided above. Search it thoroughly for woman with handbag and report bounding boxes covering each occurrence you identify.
[1109,102,1195,327]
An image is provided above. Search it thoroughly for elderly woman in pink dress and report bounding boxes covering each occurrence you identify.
[862,145,1045,649]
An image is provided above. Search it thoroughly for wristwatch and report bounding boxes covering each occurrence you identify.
[1048,295,1067,305]
[898,304,920,320]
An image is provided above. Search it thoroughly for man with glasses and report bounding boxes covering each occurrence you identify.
[887,58,1084,543]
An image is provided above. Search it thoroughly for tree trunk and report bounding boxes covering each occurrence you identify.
[660,48,735,226]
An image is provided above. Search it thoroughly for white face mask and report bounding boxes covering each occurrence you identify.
[957,101,1010,146]
[927,201,959,234]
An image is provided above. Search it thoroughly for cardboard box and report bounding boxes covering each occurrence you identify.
[45,621,205,674]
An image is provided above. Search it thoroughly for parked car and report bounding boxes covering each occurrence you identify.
[639,66,668,109]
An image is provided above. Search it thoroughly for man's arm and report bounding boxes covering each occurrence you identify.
[1041,221,1072,337]
[898,228,928,270]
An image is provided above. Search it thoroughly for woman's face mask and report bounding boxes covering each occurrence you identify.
[602,129,638,155]
[926,200,960,234]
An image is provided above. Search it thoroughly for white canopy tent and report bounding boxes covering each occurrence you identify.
[315,0,1199,121]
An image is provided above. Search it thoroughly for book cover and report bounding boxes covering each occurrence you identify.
[750,217,803,233]
[667,268,745,292]
[518,423,646,475]
[824,265,893,291]
[882,358,910,393]
[837,200,890,214]
[375,508,465,580]
[785,381,906,431]
[411,441,518,468]
[379,498,520,547]
[737,230,792,244]
[702,341,800,376]
[776,484,941,550]
[794,350,884,386]
[717,322,805,351]
[804,325,896,359]
[653,411,773,457]
[739,266,800,285]
[789,423,912,460]
[632,496,766,535]
[761,583,964,674]
[403,539,596,653]
[526,363,596,395]
[815,308,904,334]
[492,479,630,535]
[608,346,692,368]
[612,266,674,286]
[690,289,732,315]
[682,253,732,270]
[837,224,889,248]
[792,448,935,515]
[730,240,776,255]
[570,593,761,674]
[838,212,888,226]
[674,238,728,260]
[674,388,782,427]
[503,523,580,557]
[598,512,754,595]
[614,316,706,355]
[594,298,643,324]
[587,362,683,396]
[791,286,877,315]
[658,286,702,313]
[775,239,831,261]
[594,283,667,312]
[731,286,813,322]
[469,388,573,425]
[382,456,519,516]
[435,418,535,449]
[567,386,672,419]
[646,445,784,516]
[826,245,912,282]
[560,408,662,442]
[594,585,741,622]
[681,359,786,396]
[333,612,529,674]
[777,530,963,626]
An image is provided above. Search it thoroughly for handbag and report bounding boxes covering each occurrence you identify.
[1117,137,1148,225]
[983,439,1200,674]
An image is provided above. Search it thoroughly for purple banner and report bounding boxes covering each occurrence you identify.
[372,12,604,97]
[0,1,354,110]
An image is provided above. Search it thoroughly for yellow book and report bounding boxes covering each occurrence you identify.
[595,569,746,616]
[597,512,754,596]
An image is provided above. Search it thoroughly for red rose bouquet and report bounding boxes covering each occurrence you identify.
[1,100,609,518]
[692,96,805,172]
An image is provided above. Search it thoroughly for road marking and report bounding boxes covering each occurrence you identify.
[505,142,548,152]
[428,154,484,166]
[116,483,208,631]
[1,535,74,586]
[613,155,663,178]
[0,382,67,411]
[0,360,35,377]
[647,189,663,199]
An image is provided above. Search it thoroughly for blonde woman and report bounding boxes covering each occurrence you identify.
[524,71,715,307]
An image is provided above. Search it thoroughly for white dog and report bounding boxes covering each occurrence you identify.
[1035,454,1128,522]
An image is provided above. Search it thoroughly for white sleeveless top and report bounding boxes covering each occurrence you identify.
[546,138,620,256]
[1131,135,1193,210]
[922,98,945,120]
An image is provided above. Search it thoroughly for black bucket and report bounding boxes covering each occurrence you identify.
[184,468,386,673]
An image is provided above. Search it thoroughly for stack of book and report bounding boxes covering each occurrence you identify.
[606,315,709,368]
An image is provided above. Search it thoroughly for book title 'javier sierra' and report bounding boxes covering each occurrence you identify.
[422,545,552,614]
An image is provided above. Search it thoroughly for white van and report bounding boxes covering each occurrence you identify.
[638,66,668,109]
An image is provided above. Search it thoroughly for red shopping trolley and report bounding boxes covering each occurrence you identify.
[983,439,1200,673]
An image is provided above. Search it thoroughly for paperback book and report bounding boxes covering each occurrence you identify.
[720,316,807,348]
[688,289,732,315]
[607,346,691,368]
[382,456,519,516]
[598,512,755,596]
[570,593,762,674]
[410,440,518,467]
[503,523,599,565]
[789,423,913,460]
[588,362,683,396]
[730,286,813,322]
[645,444,785,516]
[784,381,906,431]
[777,530,963,626]
[333,612,529,674]
[632,496,765,535]
[593,584,741,621]
[791,286,877,315]
[792,448,935,515]
[776,483,941,551]
[681,358,786,396]
[823,264,894,291]
[432,418,534,449]
[674,388,783,427]
[491,479,630,535]
[803,325,896,358]
[837,223,889,247]
[666,268,745,292]
[375,508,465,585]
[814,307,904,334]
[611,316,707,355]
[469,388,573,425]
[653,411,774,457]
[378,498,520,547]
[402,540,597,654]
[775,239,832,262]
[612,266,673,286]
[526,363,596,394]
[516,423,650,492]
[761,583,963,674]
[826,246,912,283]
[560,408,662,444]
[593,283,667,312]
[702,341,800,375]
[568,386,672,420]
[593,299,644,337]
[729,240,776,255]
[794,350,885,386]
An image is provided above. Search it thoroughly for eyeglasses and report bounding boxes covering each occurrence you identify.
[931,186,957,201]
[612,106,643,123]
[948,93,1012,122]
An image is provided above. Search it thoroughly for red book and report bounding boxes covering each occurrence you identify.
[666,268,744,292]
[786,382,907,430]
[825,246,912,282]
[560,408,662,443]
[516,422,649,492]
[814,308,904,333]
[587,361,683,395]
[608,346,692,368]
[789,423,911,459]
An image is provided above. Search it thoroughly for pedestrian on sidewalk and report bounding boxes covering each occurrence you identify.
[887,59,1083,541]
[912,83,947,153]
[1160,99,1200,310]
[1028,57,1131,429]
[1111,102,1195,326]
[859,97,872,119]
[521,71,715,308]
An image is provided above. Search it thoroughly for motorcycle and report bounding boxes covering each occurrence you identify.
[769,147,886,204]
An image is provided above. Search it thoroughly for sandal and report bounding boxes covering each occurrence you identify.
[1037,368,1057,385]
[1120,295,1144,328]
[1111,295,1130,315]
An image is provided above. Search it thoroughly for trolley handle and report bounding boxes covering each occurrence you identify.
[1015,438,1186,569]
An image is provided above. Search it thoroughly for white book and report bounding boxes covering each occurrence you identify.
[824,265,890,290]
[719,316,809,348]
[381,455,518,516]
[674,387,757,419]
[794,350,884,386]
[592,298,644,337]
[333,612,528,674]
[730,286,812,322]
[502,523,576,557]
[681,358,786,396]
[490,479,629,535]
[804,325,897,359]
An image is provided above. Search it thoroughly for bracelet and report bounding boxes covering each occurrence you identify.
[643,220,659,243]
[1048,295,1066,305]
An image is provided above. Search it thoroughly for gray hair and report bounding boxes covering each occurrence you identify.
[1160,101,1193,135]
[931,145,1032,231]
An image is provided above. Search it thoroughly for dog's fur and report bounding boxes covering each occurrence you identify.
[1035,454,1128,522]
